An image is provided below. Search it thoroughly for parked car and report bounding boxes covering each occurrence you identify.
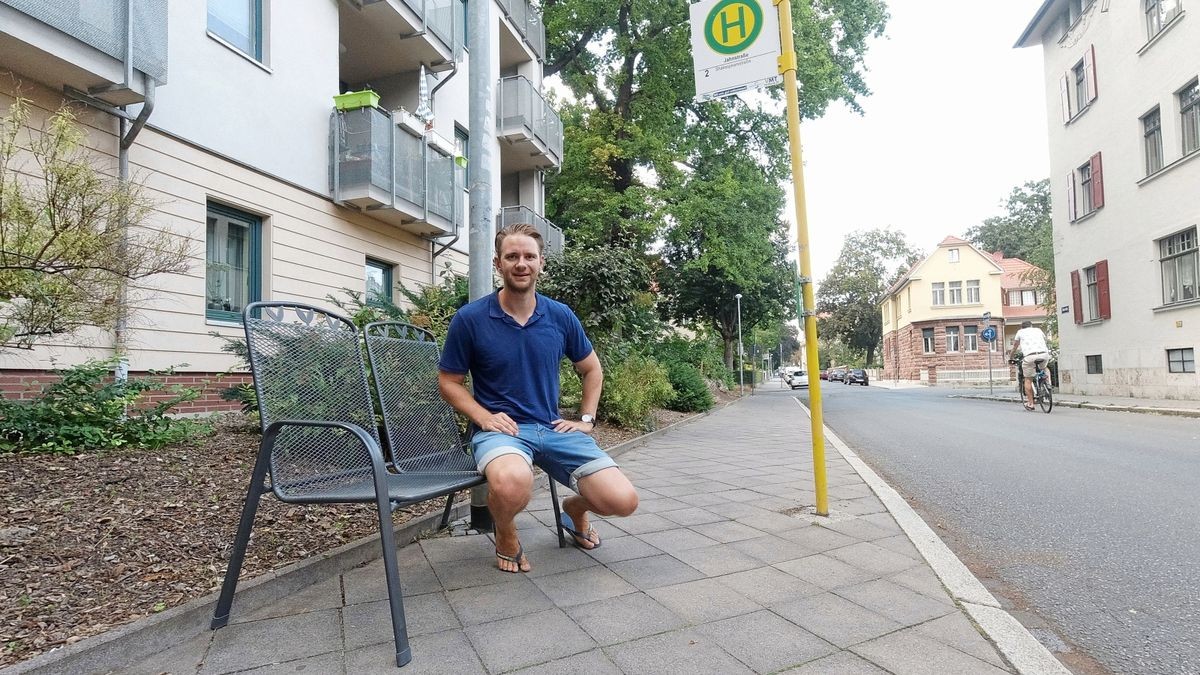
[828,368,847,382]
[819,369,829,380]
[845,368,869,386]
[784,366,809,389]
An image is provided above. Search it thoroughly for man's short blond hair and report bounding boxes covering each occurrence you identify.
[495,223,544,257]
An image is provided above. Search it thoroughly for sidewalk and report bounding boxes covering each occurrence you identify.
[119,392,1068,674]
[942,386,1200,417]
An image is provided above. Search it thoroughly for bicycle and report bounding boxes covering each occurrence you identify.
[1010,356,1053,413]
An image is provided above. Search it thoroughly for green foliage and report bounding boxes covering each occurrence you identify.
[599,353,674,430]
[816,228,921,366]
[0,98,190,351]
[663,362,713,413]
[540,245,659,351]
[652,332,733,388]
[0,359,209,454]
[395,263,470,344]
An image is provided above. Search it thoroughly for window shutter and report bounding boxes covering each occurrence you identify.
[1059,73,1072,123]
[1090,152,1104,208]
[1084,45,1098,103]
[1096,259,1111,319]
[1066,171,1077,221]
[1002,288,1010,306]
[1071,270,1084,324]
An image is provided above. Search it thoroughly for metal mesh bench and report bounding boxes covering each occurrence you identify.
[209,302,486,668]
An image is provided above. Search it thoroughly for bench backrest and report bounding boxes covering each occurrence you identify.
[363,322,476,475]
[244,302,381,497]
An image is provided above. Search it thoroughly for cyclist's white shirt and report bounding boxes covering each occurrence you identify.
[1015,327,1048,355]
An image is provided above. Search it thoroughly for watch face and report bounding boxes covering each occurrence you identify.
[581,414,594,424]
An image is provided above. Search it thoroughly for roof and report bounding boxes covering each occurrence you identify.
[938,235,971,247]
[996,254,1040,289]
[1015,0,1059,48]
[882,235,1004,298]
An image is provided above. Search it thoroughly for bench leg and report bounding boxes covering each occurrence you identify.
[548,479,567,548]
[211,444,271,629]
[371,474,412,666]
[439,493,455,530]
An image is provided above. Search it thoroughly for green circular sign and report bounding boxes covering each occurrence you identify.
[704,0,764,55]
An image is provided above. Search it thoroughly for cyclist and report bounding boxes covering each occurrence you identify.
[1012,320,1049,411]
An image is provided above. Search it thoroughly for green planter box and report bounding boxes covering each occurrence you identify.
[334,90,381,111]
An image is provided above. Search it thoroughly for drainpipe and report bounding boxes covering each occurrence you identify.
[427,50,461,273]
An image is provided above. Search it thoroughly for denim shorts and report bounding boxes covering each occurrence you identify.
[471,424,617,491]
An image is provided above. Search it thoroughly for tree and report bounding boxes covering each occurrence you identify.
[816,228,920,366]
[539,244,659,351]
[964,179,1050,261]
[1,99,190,350]
[966,179,1056,335]
[658,156,796,369]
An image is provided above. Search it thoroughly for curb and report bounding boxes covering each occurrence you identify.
[950,394,1200,418]
[6,406,718,674]
[6,504,469,675]
[794,399,1071,675]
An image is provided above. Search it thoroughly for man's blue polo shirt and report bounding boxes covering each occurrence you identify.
[439,291,593,426]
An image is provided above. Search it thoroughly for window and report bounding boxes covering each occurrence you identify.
[454,126,469,184]
[366,258,393,305]
[948,248,960,263]
[1071,261,1110,323]
[1086,355,1104,374]
[964,325,978,351]
[206,203,262,322]
[1007,289,1039,306]
[1143,108,1164,175]
[946,326,960,353]
[1167,347,1196,373]
[1059,46,1097,123]
[949,281,962,305]
[931,282,945,306]
[906,286,911,312]
[966,280,980,303]
[922,328,935,353]
[1182,81,1200,156]
[1159,227,1198,305]
[1146,0,1183,40]
[208,0,263,61]
[1068,152,1104,220]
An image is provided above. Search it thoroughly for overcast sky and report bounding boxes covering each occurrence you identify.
[785,0,1051,283]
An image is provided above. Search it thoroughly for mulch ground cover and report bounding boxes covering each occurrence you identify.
[0,405,702,667]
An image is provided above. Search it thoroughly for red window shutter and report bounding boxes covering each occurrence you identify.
[1059,74,1072,123]
[1091,152,1104,208]
[1096,259,1111,319]
[1002,288,1010,306]
[1084,45,1098,103]
[1071,270,1084,324]
[1066,171,1077,221]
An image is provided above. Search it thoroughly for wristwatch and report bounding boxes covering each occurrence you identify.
[580,414,595,426]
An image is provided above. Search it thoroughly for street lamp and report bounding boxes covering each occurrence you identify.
[734,293,744,395]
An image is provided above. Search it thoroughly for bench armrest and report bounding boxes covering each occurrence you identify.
[262,419,389,476]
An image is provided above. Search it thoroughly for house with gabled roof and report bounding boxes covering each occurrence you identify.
[880,236,1051,384]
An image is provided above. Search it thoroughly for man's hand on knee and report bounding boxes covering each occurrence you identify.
[477,412,519,436]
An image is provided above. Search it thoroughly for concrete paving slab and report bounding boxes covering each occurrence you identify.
[603,629,756,675]
[915,612,1012,669]
[343,592,460,650]
[658,506,726,526]
[529,565,638,607]
[608,552,706,590]
[606,512,677,534]
[886,565,956,605]
[647,577,762,624]
[564,591,689,646]
[667,543,763,577]
[584,533,663,564]
[779,650,891,674]
[635,497,693,513]
[715,566,824,607]
[728,533,817,564]
[687,519,771,544]
[120,631,209,675]
[775,553,880,590]
[232,576,343,625]
[200,608,343,675]
[826,541,923,576]
[636,527,720,554]
[463,608,595,673]
[696,609,838,673]
[771,593,902,649]
[851,628,1012,674]
[345,629,485,675]
[509,648,623,674]
[232,650,345,674]
[835,578,958,627]
[445,577,552,626]
[777,523,859,552]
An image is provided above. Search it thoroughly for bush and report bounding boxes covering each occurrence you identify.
[600,354,674,430]
[665,362,713,412]
[0,359,209,454]
[653,332,734,389]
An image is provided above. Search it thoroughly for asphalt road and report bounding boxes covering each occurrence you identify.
[790,381,1200,675]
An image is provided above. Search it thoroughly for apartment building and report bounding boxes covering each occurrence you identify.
[0,0,563,410]
[880,236,1051,384]
[1017,0,1198,399]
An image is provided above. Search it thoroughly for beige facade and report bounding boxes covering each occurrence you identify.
[1,0,562,408]
[881,237,1049,384]
[1018,0,1199,399]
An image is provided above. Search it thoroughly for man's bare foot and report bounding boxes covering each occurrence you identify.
[494,534,532,573]
[562,496,600,549]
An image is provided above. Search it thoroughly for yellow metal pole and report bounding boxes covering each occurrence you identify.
[776,0,828,516]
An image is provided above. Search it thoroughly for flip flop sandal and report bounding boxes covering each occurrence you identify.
[1024,403,1036,411]
[495,544,528,573]
[560,511,602,549]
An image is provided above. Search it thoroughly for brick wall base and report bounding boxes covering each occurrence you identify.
[0,370,252,415]
[883,319,1011,384]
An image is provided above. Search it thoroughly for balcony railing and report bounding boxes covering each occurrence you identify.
[0,0,167,104]
[495,0,544,60]
[497,76,563,171]
[332,106,461,238]
[497,205,565,257]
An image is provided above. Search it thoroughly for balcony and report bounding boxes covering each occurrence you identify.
[495,0,544,67]
[332,106,463,238]
[497,205,565,257]
[338,0,459,85]
[0,0,167,105]
[497,76,563,173]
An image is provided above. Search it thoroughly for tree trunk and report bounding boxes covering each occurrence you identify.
[724,337,735,371]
